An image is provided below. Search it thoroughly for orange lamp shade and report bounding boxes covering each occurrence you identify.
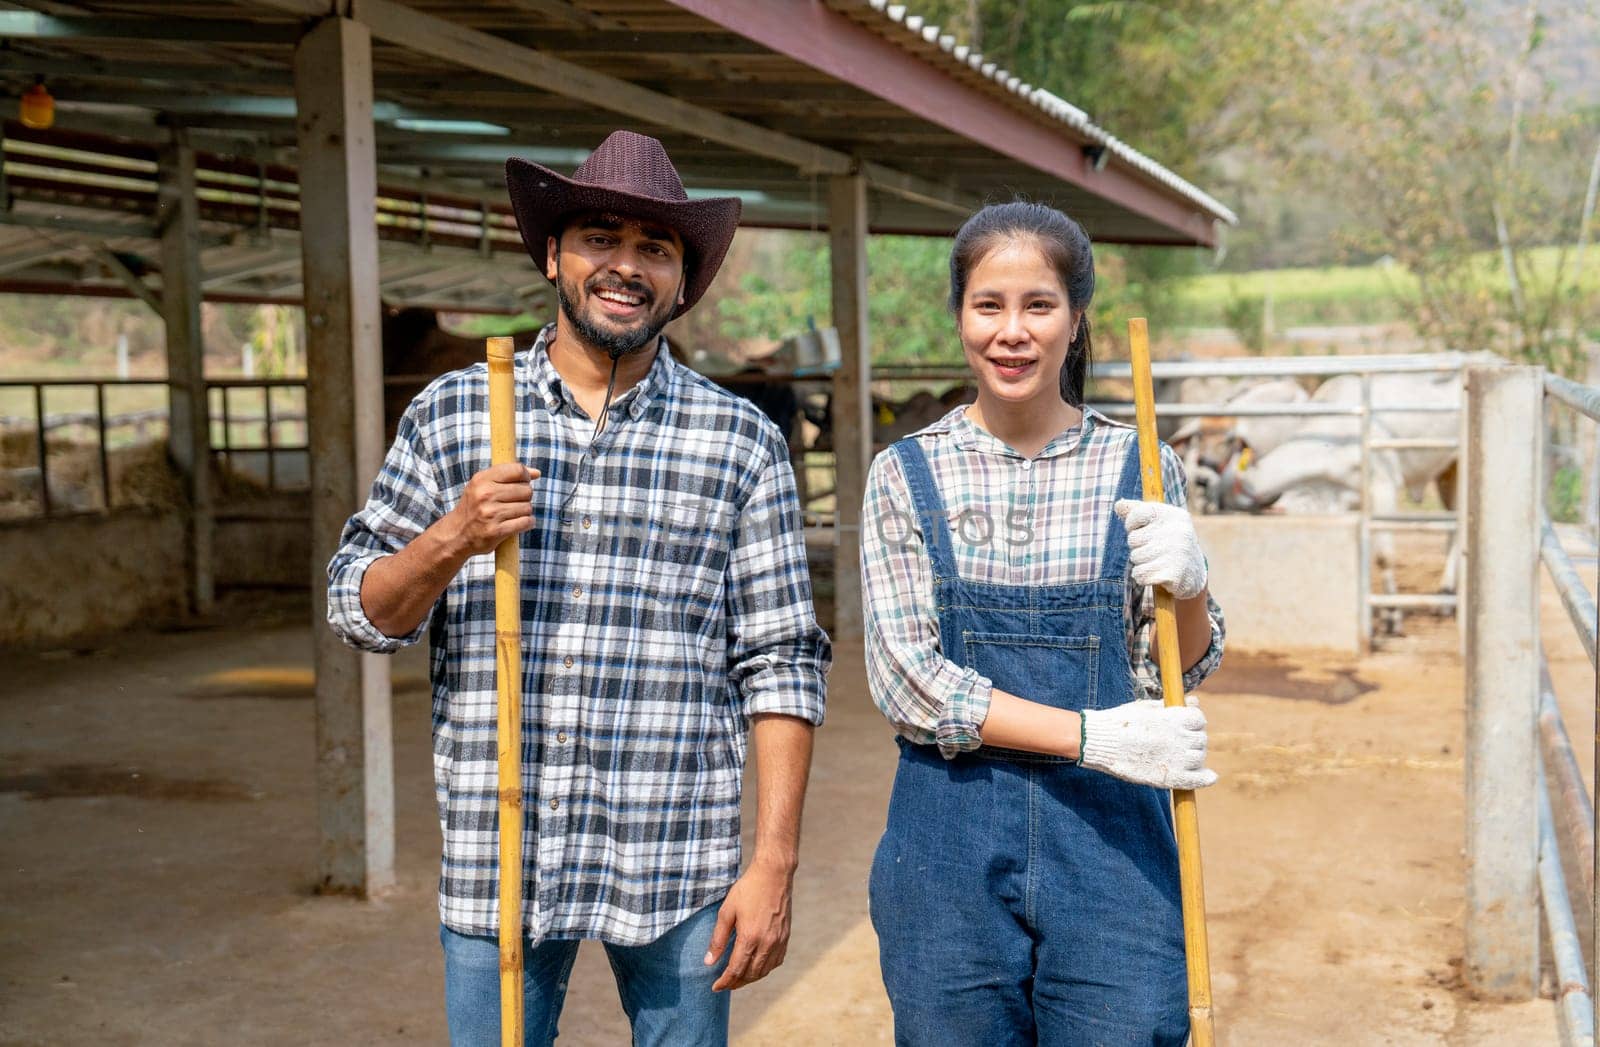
[20,82,54,130]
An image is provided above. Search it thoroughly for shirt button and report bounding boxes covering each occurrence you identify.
[1019,459,1032,471]
[581,516,592,529]
[557,731,568,743]
[572,585,583,599]
[548,798,559,811]
[562,655,574,668]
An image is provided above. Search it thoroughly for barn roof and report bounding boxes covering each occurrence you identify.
[0,0,1235,312]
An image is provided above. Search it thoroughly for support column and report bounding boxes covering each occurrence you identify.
[294,15,394,895]
[157,130,213,614]
[1464,364,1542,998]
[829,173,870,640]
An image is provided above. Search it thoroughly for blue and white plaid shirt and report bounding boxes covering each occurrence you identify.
[862,406,1225,758]
[327,327,830,945]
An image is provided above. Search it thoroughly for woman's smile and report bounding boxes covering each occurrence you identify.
[988,355,1038,379]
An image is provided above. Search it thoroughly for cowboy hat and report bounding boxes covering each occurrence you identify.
[505,130,741,318]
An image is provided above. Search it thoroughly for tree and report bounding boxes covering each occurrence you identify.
[1284,0,1600,372]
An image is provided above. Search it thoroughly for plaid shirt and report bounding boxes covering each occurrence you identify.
[862,405,1225,758]
[327,328,830,945]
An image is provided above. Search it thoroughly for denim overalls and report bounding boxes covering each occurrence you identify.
[868,435,1188,1047]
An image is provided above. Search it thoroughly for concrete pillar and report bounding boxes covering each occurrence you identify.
[1464,364,1542,998]
[294,15,395,896]
[157,130,214,614]
[829,173,870,640]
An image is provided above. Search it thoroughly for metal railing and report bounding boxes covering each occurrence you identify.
[808,352,1474,641]
[208,377,309,494]
[1465,362,1600,1046]
[1539,372,1600,1047]
[0,376,169,516]
[0,375,309,520]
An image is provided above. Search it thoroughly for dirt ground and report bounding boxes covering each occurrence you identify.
[2,532,1595,1046]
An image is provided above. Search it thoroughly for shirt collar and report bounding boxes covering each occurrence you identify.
[528,323,674,421]
[934,402,1127,459]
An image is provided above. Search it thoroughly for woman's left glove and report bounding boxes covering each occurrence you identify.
[1113,499,1208,599]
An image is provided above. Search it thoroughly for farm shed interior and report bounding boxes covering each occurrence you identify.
[0,0,1233,895]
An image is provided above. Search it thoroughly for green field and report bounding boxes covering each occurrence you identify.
[1169,245,1600,329]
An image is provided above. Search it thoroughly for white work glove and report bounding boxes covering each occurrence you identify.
[1114,499,1208,600]
[1079,695,1217,790]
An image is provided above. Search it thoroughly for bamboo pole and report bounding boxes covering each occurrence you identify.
[486,336,524,1046]
[1127,317,1216,1046]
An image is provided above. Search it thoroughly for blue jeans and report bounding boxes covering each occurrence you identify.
[440,902,730,1046]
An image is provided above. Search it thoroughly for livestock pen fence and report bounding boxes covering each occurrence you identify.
[0,375,308,519]
[6,351,1551,651]
[1464,364,1600,1047]
[1094,353,1472,645]
[793,351,1487,646]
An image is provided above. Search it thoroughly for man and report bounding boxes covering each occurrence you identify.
[326,130,830,1046]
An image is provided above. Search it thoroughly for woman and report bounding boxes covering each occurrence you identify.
[861,201,1225,1046]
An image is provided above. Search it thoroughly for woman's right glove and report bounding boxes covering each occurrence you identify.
[1079,696,1217,790]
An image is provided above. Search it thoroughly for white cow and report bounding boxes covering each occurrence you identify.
[1221,370,1463,627]
[1167,378,1311,511]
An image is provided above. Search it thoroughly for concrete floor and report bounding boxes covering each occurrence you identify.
[1,549,1592,1044]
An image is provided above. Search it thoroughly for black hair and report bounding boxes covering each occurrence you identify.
[947,201,1095,405]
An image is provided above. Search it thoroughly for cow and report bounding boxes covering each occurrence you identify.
[1166,377,1311,511]
[1218,370,1463,631]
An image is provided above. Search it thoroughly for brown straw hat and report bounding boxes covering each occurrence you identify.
[505,130,742,318]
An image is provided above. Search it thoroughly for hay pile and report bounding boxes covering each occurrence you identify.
[1,432,186,519]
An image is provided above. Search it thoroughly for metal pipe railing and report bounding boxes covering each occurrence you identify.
[1548,373,1600,422]
[1359,374,1374,644]
[1542,516,1599,670]
[1532,367,1600,1047]
[1539,756,1597,1047]
[2,376,310,520]
[1539,663,1594,906]
[1091,351,1475,380]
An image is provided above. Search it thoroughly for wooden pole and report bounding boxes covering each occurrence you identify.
[295,15,394,895]
[487,336,524,1045]
[1127,317,1216,1046]
[828,172,870,639]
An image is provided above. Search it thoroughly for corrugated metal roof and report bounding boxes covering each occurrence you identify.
[0,0,1237,278]
[840,0,1237,225]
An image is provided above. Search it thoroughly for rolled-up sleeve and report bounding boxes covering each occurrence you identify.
[326,403,442,653]
[725,445,831,724]
[860,447,993,758]
[1129,443,1226,695]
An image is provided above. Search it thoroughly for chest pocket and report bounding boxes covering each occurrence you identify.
[961,631,1102,714]
[629,498,729,632]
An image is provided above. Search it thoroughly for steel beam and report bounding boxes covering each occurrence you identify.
[829,172,870,639]
[1464,364,1543,998]
[293,15,396,897]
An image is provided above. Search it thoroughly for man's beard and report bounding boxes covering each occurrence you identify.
[556,267,675,359]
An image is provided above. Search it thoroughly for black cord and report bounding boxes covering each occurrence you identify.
[560,354,622,514]
[591,354,621,443]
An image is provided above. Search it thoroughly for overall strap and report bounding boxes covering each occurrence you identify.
[1100,432,1151,581]
[891,438,958,583]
